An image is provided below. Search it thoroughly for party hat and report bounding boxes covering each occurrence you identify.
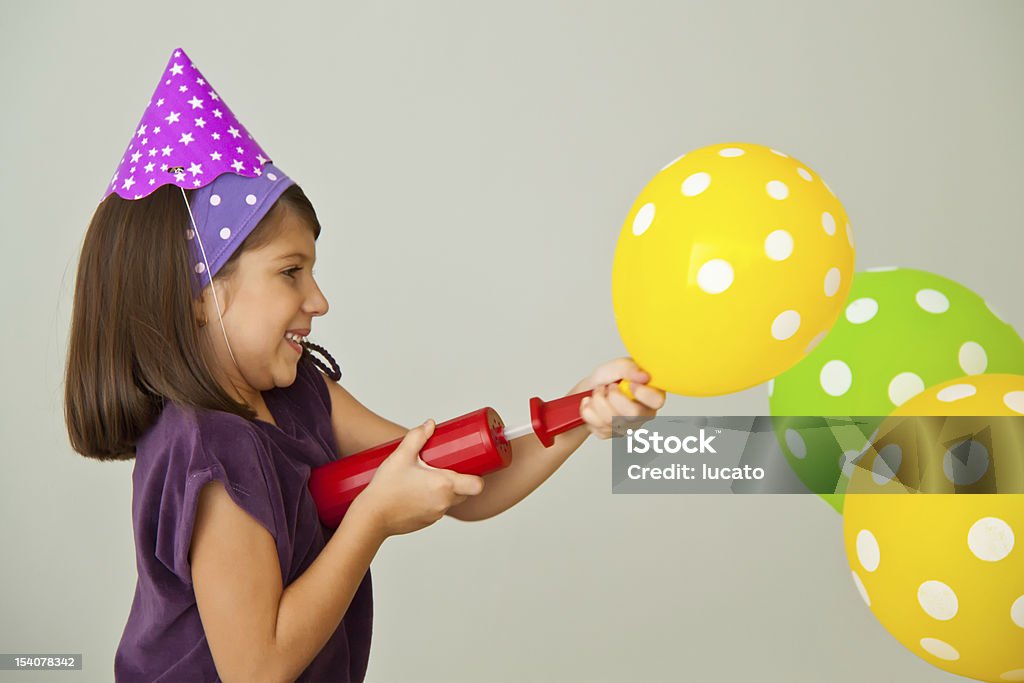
[101,47,296,295]
[102,46,276,201]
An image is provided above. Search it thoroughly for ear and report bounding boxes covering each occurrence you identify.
[206,278,234,317]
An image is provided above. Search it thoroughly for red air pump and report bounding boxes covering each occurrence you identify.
[309,380,624,528]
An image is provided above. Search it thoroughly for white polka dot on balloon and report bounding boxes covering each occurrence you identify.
[766,180,789,200]
[771,310,801,340]
[888,372,925,407]
[918,580,959,621]
[846,222,854,248]
[245,193,258,205]
[916,289,950,314]
[845,298,878,324]
[682,172,711,197]
[633,203,655,236]
[968,517,1015,562]
[820,360,853,396]
[1005,391,1024,415]
[1011,595,1024,628]
[937,384,977,402]
[785,429,807,459]
[209,194,221,206]
[1002,669,1024,681]
[824,268,841,297]
[958,341,988,375]
[267,172,278,181]
[797,168,813,181]
[764,230,794,261]
[697,259,734,294]
[856,529,880,572]
[219,227,231,240]
[770,149,788,157]
[821,212,836,236]
[718,147,745,157]
[920,638,960,661]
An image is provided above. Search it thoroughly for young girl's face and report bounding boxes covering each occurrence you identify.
[198,204,329,404]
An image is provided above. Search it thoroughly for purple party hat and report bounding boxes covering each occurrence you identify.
[100,47,296,296]
[102,47,275,201]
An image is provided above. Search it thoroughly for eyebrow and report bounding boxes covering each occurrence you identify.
[275,251,316,264]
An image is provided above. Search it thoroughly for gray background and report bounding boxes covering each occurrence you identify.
[2,0,1022,681]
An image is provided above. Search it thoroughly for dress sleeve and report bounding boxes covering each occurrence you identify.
[164,419,282,584]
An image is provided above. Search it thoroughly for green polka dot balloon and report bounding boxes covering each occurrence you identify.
[768,267,1024,513]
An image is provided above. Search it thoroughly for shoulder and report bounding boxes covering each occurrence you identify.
[136,399,267,473]
[133,402,284,584]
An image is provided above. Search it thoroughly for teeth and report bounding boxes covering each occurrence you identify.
[285,332,307,344]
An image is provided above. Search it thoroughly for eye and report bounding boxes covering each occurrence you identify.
[282,267,301,279]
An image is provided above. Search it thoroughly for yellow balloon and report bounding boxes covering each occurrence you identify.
[843,374,1024,681]
[891,373,1024,419]
[611,142,855,396]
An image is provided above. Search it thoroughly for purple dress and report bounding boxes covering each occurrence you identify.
[115,354,373,682]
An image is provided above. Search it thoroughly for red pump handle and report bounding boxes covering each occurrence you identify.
[529,379,627,447]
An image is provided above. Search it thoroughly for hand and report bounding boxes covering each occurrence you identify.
[577,357,666,440]
[353,420,485,538]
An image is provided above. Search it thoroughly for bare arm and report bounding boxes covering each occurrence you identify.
[323,378,407,458]
[446,424,590,521]
[270,498,384,681]
[446,378,592,522]
[191,481,386,683]
[322,374,596,523]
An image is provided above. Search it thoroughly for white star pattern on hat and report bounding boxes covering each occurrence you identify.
[102,47,272,201]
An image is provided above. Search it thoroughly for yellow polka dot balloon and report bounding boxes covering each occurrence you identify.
[612,142,855,396]
[843,374,1024,682]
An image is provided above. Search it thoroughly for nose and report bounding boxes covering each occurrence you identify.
[306,279,329,317]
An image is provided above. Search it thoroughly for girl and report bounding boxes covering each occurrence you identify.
[65,47,664,683]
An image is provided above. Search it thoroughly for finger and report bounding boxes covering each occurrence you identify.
[637,384,666,409]
[580,396,595,425]
[418,456,443,470]
[625,365,650,385]
[400,419,435,460]
[449,472,485,497]
[607,385,644,417]
[588,384,615,426]
[622,383,665,411]
[616,357,650,382]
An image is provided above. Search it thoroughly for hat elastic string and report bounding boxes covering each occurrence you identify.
[180,187,243,379]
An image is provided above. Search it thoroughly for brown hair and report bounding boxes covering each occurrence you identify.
[64,183,321,461]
